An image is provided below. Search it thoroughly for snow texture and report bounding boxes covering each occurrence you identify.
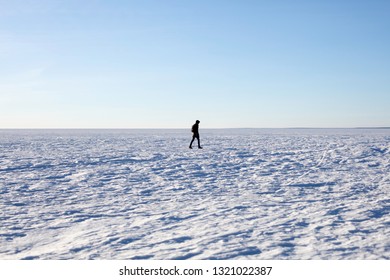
[0,129,389,260]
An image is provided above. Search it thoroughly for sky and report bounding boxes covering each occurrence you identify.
[1,0,389,128]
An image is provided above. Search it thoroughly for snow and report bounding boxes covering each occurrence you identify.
[0,129,389,260]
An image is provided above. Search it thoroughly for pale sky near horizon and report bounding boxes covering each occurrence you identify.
[1,0,389,128]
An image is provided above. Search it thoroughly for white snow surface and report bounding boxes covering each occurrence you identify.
[0,129,389,260]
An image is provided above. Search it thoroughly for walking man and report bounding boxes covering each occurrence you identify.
[189,120,202,149]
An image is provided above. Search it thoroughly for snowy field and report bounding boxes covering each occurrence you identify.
[0,129,389,260]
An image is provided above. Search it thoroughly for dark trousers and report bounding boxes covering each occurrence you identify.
[190,133,201,148]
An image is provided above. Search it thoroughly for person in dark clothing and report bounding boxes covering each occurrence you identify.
[189,120,202,149]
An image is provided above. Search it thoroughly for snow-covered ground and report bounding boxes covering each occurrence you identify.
[0,129,389,260]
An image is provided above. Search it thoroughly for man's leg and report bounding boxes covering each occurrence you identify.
[189,136,195,148]
[197,136,202,149]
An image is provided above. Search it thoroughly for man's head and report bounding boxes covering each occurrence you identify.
[196,120,200,124]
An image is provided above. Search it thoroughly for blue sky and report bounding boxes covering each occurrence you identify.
[1,0,389,128]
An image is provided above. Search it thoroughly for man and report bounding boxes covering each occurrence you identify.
[189,120,202,149]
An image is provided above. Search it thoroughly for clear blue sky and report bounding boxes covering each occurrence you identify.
[1,0,389,128]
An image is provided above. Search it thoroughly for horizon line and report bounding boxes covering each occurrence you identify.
[1,127,390,130]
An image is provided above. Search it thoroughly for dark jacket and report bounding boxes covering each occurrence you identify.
[191,123,199,136]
